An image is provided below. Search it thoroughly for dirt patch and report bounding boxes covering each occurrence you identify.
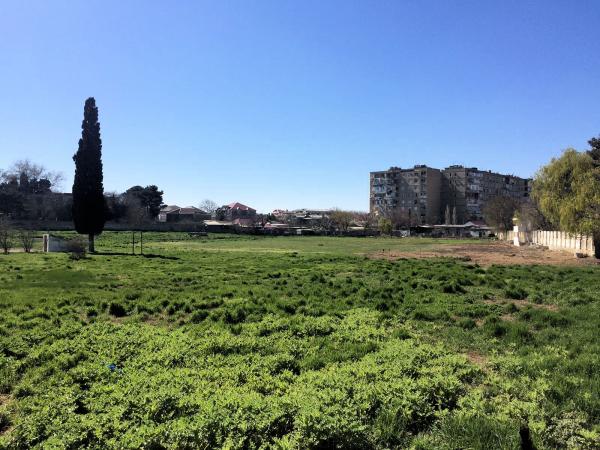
[140,313,175,328]
[0,394,10,407]
[370,241,597,267]
[466,351,488,368]
[483,298,559,312]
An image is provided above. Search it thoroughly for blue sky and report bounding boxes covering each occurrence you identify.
[1,1,599,212]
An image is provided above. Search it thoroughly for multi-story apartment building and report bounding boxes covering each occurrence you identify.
[370,165,442,225]
[370,164,530,225]
[442,166,530,223]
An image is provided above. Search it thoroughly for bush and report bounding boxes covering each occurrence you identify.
[484,317,508,337]
[504,284,527,300]
[442,282,466,294]
[65,238,87,260]
[420,413,520,449]
[18,229,35,253]
[191,310,208,323]
[108,302,127,317]
[1,234,600,448]
[223,306,247,324]
[457,318,477,329]
[0,409,11,434]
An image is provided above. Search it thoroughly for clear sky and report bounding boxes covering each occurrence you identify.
[1,1,599,212]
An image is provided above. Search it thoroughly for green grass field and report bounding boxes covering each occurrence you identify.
[1,233,599,449]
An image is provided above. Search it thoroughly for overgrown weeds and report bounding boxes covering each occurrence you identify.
[0,234,598,448]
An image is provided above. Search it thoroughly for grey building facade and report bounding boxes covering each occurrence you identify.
[370,165,442,225]
[370,164,530,224]
[442,166,530,223]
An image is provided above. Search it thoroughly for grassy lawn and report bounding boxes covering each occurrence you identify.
[43,231,482,255]
[0,233,598,448]
[156,235,480,255]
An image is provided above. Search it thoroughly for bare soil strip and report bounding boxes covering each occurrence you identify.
[370,241,598,267]
[483,298,559,312]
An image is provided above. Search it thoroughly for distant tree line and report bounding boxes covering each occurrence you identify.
[105,185,164,223]
[276,209,377,235]
[0,160,70,221]
[0,158,164,226]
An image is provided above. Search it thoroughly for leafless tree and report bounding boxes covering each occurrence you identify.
[0,219,13,254]
[395,209,413,229]
[199,199,219,215]
[1,159,64,191]
[516,200,549,232]
[126,202,150,228]
[377,204,406,230]
[19,229,35,253]
[482,196,518,231]
[319,213,335,234]
[379,205,412,230]
[355,212,378,230]
[330,209,354,234]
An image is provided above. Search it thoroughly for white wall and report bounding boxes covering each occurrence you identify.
[499,230,595,256]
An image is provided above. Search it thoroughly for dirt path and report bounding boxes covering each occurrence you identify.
[370,241,598,266]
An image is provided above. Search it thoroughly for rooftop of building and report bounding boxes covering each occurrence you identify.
[224,202,256,211]
[162,206,206,215]
[371,164,531,180]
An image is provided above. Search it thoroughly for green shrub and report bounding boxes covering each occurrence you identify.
[442,282,466,294]
[1,233,599,447]
[190,310,208,323]
[223,306,247,324]
[420,413,520,449]
[457,318,477,329]
[108,302,127,317]
[504,284,527,300]
[484,317,508,337]
[0,409,11,434]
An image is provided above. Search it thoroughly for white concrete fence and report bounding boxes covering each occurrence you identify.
[499,229,596,256]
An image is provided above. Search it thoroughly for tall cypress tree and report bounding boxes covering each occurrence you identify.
[72,97,106,252]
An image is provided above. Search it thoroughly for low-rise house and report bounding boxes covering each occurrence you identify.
[158,205,210,222]
[232,218,256,227]
[431,221,492,238]
[204,219,234,232]
[263,222,288,229]
[215,202,257,222]
[158,205,179,222]
[271,208,334,228]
